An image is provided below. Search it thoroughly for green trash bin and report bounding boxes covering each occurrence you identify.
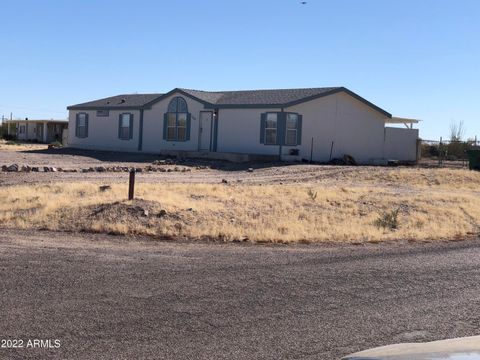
[467,149,480,170]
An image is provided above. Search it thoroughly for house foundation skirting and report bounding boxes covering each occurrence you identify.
[159,150,279,163]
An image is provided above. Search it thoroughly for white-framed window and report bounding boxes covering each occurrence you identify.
[285,113,298,146]
[167,113,176,141]
[265,113,277,145]
[165,97,189,141]
[177,113,187,141]
[119,113,132,140]
[76,113,88,138]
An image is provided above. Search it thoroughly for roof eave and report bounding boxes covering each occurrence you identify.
[67,106,145,111]
[5,119,68,123]
[204,103,284,109]
[340,87,392,118]
[283,87,392,118]
[141,88,215,109]
[66,87,392,118]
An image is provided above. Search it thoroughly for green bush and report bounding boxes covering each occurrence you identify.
[420,143,439,158]
[374,208,400,230]
[49,141,63,148]
[446,141,471,159]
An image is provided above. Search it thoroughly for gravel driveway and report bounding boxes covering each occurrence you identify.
[0,147,366,186]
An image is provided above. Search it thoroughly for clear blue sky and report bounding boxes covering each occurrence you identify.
[1,0,479,140]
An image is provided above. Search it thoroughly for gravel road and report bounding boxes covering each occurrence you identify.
[1,229,480,359]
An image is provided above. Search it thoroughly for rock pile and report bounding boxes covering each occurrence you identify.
[1,163,193,173]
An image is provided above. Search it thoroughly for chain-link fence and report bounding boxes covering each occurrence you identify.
[419,138,478,168]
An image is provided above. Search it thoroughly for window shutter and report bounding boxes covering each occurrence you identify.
[186,113,191,141]
[163,113,168,140]
[297,115,302,145]
[129,114,134,139]
[85,114,89,138]
[75,114,79,137]
[277,112,286,146]
[118,114,122,139]
[260,113,266,144]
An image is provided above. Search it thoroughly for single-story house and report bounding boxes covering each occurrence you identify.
[6,119,68,144]
[66,87,419,163]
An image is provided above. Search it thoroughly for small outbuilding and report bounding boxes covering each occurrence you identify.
[6,119,68,144]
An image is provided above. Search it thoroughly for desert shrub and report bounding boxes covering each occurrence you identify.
[446,141,470,160]
[1,134,17,141]
[49,141,63,148]
[374,208,400,230]
[307,189,317,201]
[420,143,439,158]
[329,154,357,165]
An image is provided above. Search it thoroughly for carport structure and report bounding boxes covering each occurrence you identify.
[6,119,68,143]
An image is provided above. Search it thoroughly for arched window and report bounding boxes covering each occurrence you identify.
[164,97,190,141]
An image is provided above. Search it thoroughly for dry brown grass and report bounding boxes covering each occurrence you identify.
[1,168,480,243]
[310,167,480,190]
[0,140,47,151]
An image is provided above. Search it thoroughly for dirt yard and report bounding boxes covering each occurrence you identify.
[1,145,479,243]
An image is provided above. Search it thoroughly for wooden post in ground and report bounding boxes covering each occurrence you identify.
[128,169,135,200]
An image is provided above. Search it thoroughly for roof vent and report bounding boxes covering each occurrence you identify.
[120,98,126,104]
[106,101,110,104]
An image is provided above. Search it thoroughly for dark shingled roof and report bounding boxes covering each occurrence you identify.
[67,93,163,110]
[67,87,391,117]
[179,87,341,106]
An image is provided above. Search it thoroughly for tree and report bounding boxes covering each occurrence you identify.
[450,120,465,142]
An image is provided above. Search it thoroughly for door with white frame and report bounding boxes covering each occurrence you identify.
[199,111,213,151]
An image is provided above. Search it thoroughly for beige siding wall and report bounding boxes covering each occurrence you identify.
[286,93,388,163]
[13,121,35,141]
[17,124,27,140]
[384,127,419,161]
[68,110,141,152]
[26,123,36,140]
[216,108,281,156]
[217,93,388,163]
[142,93,205,153]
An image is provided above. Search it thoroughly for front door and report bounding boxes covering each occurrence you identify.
[199,111,213,151]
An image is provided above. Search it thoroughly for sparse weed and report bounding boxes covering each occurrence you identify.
[374,208,400,230]
[307,189,318,201]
